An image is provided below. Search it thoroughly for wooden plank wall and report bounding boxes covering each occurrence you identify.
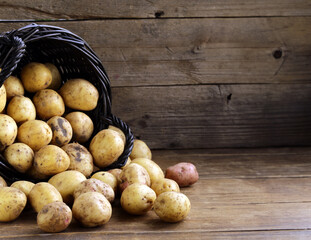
[0,1,311,149]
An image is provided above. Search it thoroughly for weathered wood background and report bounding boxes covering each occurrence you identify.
[1,1,311,149]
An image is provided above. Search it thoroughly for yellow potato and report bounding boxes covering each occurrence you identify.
[0,187,27,222]
[10,180,35,198]
[37,201,72,233]
[151,178,180,196]
[0,85,6,113]
[0,176,7,187]
[21,62,52,93]
[4,143,34,173]
[4,76,24,100]
[121,157,131,169]
[47,116,73,147]
[131,158,164,184]
[91,171,118,194]
[73,178,115,203]
[45,63,62,90]
[17,120,52,151]
[59,78,99,111]
[65,112,94,143]
[108,125,126,144]
[48,170,86,204]
[26,165,49,181]
[130,139,152,160]
[34,145,70,176]
[72,192,112,227]
[33,89,65,120]
[28,182,63,213]
[7,96,36,124]
[89,129,124,168]
[0,114,17,150]
[61,143,93,177]
[153,192,191,222]
[120,183,156,215]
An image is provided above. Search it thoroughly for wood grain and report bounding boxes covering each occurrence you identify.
[0,0,310,20]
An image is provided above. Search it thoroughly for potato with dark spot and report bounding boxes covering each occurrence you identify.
[33,89,65,120]
[0,85,6,113]
[45,63,62,90]
[0,114,17,151]
[47,116,72,147]
[91,171,118,194]
[4,76,24,100]
[72,192,112,227]
[130,139,152,160]
[21,62,52,93]
[165,162,199,187]
[37,201,72,233]
[65,112,94,143]
[17,120,52,151]
[73,178,115,203]
[62,143,93,177]
[29,182,63,213]
[4,143,34,173]
[153,192,191,222]
[7,96,36,124]
[0,187,27,222]
[151,178,180,196]
[121,183,156,215]
[0,176,7,187]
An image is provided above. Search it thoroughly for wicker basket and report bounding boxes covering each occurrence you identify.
[0,23,134,183]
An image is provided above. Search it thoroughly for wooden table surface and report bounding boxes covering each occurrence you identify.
[1,147,311,239]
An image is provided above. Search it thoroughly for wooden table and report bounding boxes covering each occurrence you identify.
[2,147,311,239]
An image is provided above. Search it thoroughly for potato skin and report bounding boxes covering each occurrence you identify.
[91,171,118,194]
[60,78,99,111]
[73,178,115,203]
[0,85,6,113]
[0,114,17,150]
[131,158,164,184]
[17,120,52,151]
[4,143,34,173]
[130,139,152,160]
[10,180,35,198]
[165,162,199,187]
[7,96,36,124]
[4,76,24,100]
[72,192,112,227]
[45,63,62,90]
[29,182,63,213]
[121,183,156,215]
[47,116,73,147]
[0,176,7,188]
[151,178,180,196]
[34,145,70,176]
[21,62,52,93]
[108,125,126,144]
[48,170,86,204]
[0,187,27,222]
[37,201,72,233]
[89,129,124,168]
[153,192,191,222]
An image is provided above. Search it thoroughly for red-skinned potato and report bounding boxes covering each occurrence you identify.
[165,162,199,187]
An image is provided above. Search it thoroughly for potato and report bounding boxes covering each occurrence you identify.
[65,112,94,143]
[10,180,35,198]
[108,125,126,144]
[61,143,93,177]
[29,182,63,212]
[47,116,73,147]
[0,176,7,187]
[153,192,191,222]
[72,192,112,227]
[33,89,65,120]
[121,183,156,215]
[0,187,27,222]
[91,171,118,194]
[0,114,17,150]
[17,120,52,151]
[21,62,52,92]
[73,178,115,203]
[151,178,180,196]
[4,143,34,173]
[89,129,124,168]
[45,63,62,90]
[119,163,151,192]
[108,168,122,192]
[26,165,49,181]
[7,96,36,124]
[131,158,164,184]
[0,85,6,113]
[59,78,99,111]
[130,139,152,160]
[48,170,86,204]
[34,145,70,176]
[37,201,72,233]
[4,76,24,100]
[165,162,199,187]
[121,157,131,169]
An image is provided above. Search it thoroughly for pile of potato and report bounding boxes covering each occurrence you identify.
[0,62,199,232]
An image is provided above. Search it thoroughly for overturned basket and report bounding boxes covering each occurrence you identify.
[0,23,134,183]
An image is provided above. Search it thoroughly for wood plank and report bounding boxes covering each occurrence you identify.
[0,17,311,86]
[112,83,311,149]
[0,0,310,20]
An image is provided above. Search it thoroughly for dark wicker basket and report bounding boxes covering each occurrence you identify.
[0,23,134,183]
